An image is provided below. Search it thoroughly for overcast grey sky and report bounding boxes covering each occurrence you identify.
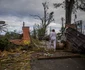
[0,0,85,33]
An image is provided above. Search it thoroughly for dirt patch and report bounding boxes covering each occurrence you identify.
[31,50,80,60]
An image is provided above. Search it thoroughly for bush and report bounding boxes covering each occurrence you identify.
[0,36,16,51]
[0,36,9,51]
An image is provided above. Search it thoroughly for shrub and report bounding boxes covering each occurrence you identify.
[0,36,10,51]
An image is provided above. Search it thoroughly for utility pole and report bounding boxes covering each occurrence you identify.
[80,20,82,33]
[61,17,64,35]
[50,26,51,33]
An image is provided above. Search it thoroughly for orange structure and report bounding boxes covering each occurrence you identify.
[10,22,30,45]
[22,27,30,41]
[22,22,30,45]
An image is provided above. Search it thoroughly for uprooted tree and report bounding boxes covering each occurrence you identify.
[54,0,85,24]
[31,2,54,39]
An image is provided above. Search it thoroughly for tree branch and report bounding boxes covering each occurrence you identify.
[30,14,42,20]
[30,14,43,25]
[78,3,85,11]
[46,12,54,27]
[53,3,63,8]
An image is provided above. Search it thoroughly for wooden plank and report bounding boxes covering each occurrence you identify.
[66,27,85,53]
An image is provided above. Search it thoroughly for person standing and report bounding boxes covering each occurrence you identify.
[49,29,57,51]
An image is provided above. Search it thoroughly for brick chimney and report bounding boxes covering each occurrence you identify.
[9,22,30,45]
[22,22,30,42]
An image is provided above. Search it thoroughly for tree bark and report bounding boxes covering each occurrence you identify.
[65,0,74,24]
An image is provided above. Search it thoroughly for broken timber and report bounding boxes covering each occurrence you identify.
[66,27,85,53]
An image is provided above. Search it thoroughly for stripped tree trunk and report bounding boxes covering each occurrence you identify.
[65,0,74,24]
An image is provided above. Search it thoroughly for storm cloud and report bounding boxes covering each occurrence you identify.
[0,0,85,33]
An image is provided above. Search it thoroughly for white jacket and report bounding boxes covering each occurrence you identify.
[50,32,56,40]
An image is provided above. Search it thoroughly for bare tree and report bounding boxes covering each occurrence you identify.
[54,0,85,25]
[31,2,54,38]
